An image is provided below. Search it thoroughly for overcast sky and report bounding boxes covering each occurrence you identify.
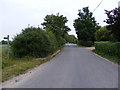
[0,0,119,40]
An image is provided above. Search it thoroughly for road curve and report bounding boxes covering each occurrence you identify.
[3,44,118,88]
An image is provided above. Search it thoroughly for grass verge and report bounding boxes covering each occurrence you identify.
[92,49,120,64]
[2,46,64,82]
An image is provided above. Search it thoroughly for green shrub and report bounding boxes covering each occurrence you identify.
[95,41,120,58]
[46,30,58,52]
[55,36,66,47]
[11,27,54,58]
[78,40,93,47]
[95,26,112,41]
[46,28,66,47]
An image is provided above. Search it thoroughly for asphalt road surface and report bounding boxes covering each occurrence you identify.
[3,44,118,88]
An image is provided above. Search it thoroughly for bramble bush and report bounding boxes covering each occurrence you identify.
[95,42,120,58]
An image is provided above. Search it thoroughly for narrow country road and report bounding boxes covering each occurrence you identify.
[3,44,118,88]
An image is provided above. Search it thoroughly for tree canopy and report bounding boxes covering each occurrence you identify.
[73,7,99,45]
[104,7,120,41]
[42,13,70,37]
[42,13,71,46]
[95,25,112,41]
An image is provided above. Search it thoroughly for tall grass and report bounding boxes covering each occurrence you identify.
[2,45,42,81]
[2,44,63,82]
[2,45,16,68]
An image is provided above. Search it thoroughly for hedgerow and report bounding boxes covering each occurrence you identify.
[78,40,93,47]
[95,42,120,58]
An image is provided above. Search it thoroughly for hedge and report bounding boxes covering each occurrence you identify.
[95,41,120,58]
[78,40,93,47]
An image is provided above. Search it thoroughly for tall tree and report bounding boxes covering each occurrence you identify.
[42,13,70,38]
[104,7,120,41]
[67,35,77,44]
[42,13,71,46]
[95,25,113,41]
[73,7,98,44]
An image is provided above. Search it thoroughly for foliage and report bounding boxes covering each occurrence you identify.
[11,27,55,58]
[78,40,93,47]
[66,34,77,44]
[95,42,120,58]
[1,40,7,44]
[93,49,120,63]
[42,13,70,34]
[104,7,120,41]
[42,13,71,46]
[11,13,70,58]
[73,7,98,45]
[95,25,113,41]
[45,29,58,51]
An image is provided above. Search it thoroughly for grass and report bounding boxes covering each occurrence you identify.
[2,58,48,82]
[2,45,63,82]
[92,49,120,64]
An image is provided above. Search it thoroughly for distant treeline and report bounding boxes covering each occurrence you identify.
[0,40,11,45]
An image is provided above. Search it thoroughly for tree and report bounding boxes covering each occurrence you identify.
[41,13,71,46]
[104,7,120,41]
[73,7,98,45]
[67,35,77,43]
[1,40,7,44]
[42,13,70,33]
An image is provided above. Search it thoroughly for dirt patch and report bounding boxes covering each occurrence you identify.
[85,47,95,50]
